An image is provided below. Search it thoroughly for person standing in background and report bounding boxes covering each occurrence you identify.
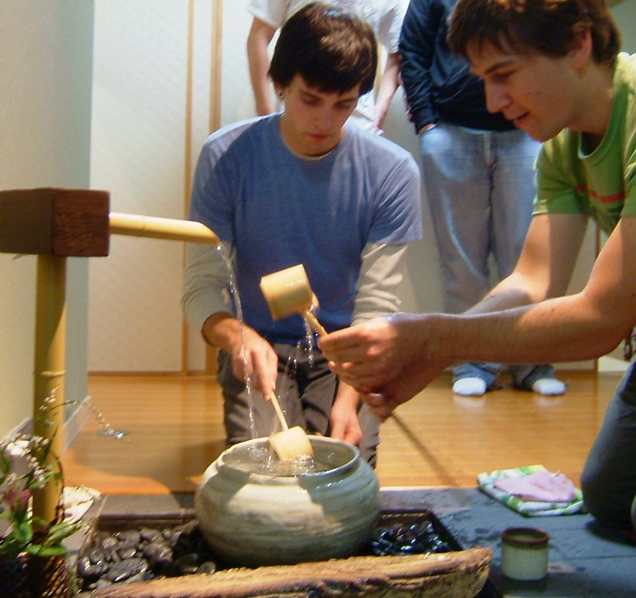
[246,0,407,132]
[399,0,565,396]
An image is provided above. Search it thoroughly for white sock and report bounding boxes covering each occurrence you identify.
[531,377,566,396]
[453,377,487,396]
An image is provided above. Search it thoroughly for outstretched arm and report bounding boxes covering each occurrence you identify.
[321,214,636,414]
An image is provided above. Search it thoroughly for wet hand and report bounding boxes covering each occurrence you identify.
[319,314,410,393]
[231,328,278,399]
[329,393,363,448]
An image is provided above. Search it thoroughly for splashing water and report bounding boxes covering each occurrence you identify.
[87,399,129,439]
[39,395,129,440]
[212,247,325,468]
[216,245,258,441]
[302,316,316,368]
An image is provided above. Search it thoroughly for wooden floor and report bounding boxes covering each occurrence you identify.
[61,370,620,494]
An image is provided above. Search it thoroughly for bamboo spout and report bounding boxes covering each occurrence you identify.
[109,212,220,245]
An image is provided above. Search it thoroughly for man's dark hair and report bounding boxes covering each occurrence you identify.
[448,0,620,66]
[269,2,378,95]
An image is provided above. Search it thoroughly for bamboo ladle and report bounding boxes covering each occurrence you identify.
[260,264,331,460]
[260,264,328,336]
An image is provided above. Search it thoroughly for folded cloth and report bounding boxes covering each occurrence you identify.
[477,464,586,516]
[494,470,576,503]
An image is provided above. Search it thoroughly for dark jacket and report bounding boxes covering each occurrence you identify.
[399,0,514,133]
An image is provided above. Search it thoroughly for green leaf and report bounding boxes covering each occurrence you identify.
[26,545,68,557]
[0,539,23,555]
[43,521,82,546]
[13,521,34,545]
[0,449,11,474]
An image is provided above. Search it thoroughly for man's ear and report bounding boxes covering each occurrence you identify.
[570,29,593,69]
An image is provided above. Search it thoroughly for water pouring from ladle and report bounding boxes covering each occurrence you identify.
[260,264,330,460]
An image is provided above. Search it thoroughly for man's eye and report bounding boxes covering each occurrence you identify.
[492,71,512,83]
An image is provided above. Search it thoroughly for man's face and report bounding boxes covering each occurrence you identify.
[468,40,586,142]
[276,75,360,157]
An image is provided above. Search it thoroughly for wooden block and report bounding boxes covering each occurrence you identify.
[0,188,110,257]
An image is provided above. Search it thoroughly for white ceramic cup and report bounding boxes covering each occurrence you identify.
[501,527,549,581]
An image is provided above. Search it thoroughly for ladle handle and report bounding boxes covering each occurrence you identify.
[269,392,289,431]
[302,310,328,337]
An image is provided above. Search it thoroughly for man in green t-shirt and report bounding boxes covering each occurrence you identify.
[319,0,636,532]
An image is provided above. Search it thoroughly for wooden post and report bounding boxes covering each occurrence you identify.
[32,255,67,525]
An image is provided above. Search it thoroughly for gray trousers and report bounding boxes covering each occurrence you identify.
[217,343,380,467]
[581,360,636,529]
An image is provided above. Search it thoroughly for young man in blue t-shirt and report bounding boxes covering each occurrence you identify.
[183,2,422,466]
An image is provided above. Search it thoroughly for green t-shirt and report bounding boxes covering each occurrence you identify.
[534,53,636,235]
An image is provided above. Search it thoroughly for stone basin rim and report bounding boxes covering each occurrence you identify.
[215,435,361,481]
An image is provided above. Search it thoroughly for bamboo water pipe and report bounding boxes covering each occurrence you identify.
[109,212,220,245]
[0,188,220,529]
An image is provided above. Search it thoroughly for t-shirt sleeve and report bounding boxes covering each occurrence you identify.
[375,0,407,53]
[352,242,407,324]
[534,140,587,216]
[246,0,291,28]
[182,241,233,333]
[368,152,423,245]
[620,125,636,217]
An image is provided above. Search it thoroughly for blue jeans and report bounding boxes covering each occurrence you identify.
[581,361,636,529]
[420,122,552,386]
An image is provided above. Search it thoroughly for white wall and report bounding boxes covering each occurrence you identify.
[614,0,636,52]
[88,0,631,373]
[89,1,192,372]
[0,1,94,439]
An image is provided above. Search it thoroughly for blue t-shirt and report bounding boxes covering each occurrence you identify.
[189,114,422,342]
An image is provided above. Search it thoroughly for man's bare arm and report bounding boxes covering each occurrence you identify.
[247,17,277,115]
[321,214,636,403]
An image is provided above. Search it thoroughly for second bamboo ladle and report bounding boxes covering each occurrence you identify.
[260,264,329,460]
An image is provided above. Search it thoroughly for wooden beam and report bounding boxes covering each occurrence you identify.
[0,187,110,257]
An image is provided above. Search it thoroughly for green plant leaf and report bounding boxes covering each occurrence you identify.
[26,544,68,557]
[44,521,83,546]
[0,449,11,474]
[13,520,34,546]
